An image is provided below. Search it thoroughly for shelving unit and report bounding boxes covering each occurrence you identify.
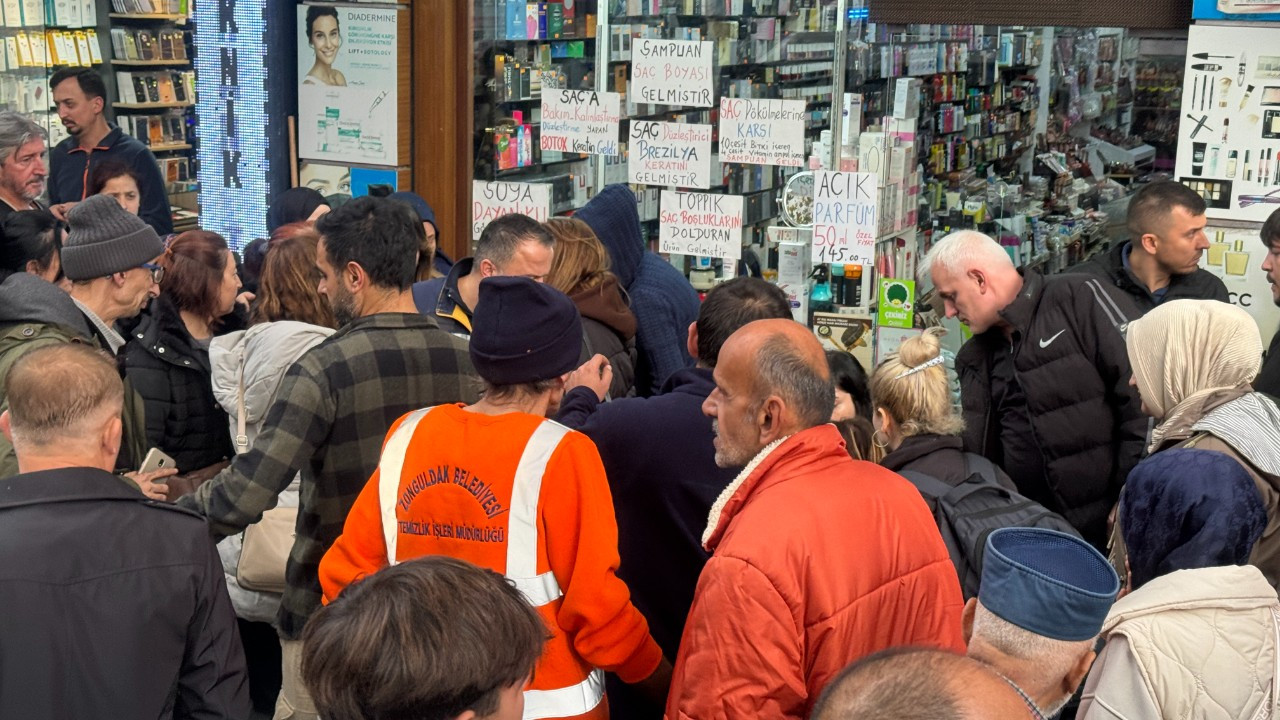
[471,0,599,216]
[602,0,828,248]
[108,3,196,197]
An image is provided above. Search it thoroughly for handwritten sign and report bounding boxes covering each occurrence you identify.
[658,191,744,259]
[471,181,551,241]
[627,121,712,189]
[718,98,806,167]
[631,39,714,107]
[812,171,878,265]
[540,89,621,156]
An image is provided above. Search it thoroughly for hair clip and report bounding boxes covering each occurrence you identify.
[892,355,945,380]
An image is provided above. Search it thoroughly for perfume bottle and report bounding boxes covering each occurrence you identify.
[1225,239,1250,276]
[1207,230,1229,267]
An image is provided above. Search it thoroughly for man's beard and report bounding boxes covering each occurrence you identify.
[330,288,357,327]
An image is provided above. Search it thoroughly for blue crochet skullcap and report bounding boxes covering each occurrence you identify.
[978,528,1121,642]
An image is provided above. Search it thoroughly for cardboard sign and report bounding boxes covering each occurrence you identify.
[540,89,621,156]
[718,97,806,167]
[876,278,915,329]
[631,39,714,107]
[471,181,551,240]
[812,312,874,371]
[628,120,712,188]
[812,170,879,265]
[658,191,743,258]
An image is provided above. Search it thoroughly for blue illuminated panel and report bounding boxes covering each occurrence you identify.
[193,0,269,250]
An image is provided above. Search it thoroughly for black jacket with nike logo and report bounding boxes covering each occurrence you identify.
[956,269,1147,549]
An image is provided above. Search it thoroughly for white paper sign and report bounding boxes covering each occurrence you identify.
[718,97,806,167]
[812,171,878,265]
[471,181,552,241]
[540,89,621,156]
[631,39,714,107]
[659,191,743,258]
[627,121,712,189]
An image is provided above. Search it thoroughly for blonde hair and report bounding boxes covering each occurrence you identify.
[543,217,609,295]
[869,327,963,438]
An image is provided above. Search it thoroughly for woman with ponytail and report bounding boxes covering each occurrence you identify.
[869,327,1014,505]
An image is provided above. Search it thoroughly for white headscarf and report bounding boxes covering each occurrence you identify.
[1126,299,1262,449]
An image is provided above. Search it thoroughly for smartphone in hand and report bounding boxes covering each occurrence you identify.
[138,448,177,475]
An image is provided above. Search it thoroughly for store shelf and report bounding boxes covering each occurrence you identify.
[112,59,190,67]
[109,13,188,23]
[113,101,194,110]
[146,143,192,152]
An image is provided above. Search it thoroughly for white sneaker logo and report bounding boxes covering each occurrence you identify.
[1039,329,1066,348]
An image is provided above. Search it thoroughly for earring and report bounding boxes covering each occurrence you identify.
[872,429,890,450]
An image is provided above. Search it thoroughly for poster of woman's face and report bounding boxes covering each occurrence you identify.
[296,3,400,166]
[304,5,346,86]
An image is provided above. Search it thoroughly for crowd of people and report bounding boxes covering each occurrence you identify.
[0,99,1277,720]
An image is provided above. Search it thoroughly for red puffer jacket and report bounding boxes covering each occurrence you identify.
[666,424,966,719]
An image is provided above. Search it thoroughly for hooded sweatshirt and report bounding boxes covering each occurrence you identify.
[574,185,700,396]
[0,272,145,475]
[571,273,638,399]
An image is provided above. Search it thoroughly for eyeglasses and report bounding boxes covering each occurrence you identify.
[139,262,164,283]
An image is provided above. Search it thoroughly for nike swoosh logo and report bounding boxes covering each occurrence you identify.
[1039,330,1066,348]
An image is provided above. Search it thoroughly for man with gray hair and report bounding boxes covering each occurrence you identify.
[0,343,249,718]
[964,528,1121,719]
[925,230,1145,549]
[411,212,555,339]
[0,110,48,221]
[0,194,169,480]
[666,318,965,719]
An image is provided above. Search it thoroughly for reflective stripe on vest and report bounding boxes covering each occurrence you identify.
[375,411,605,719]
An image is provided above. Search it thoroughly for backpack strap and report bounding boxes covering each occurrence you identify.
[898,470,957,500]
[962,452,1003,487]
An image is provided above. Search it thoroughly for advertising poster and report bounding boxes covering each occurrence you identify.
[1202,224,1280,346]
[297,4,399,166]
[876,278,916,329]
[1192,0,1280,21]
[1176,24,1280,222]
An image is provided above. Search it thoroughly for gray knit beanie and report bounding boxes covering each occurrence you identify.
[62,194,165,281]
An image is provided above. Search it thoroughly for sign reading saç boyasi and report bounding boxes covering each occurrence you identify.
[631,39,714,107]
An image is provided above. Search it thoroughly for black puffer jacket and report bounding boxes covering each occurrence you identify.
[1074,240,1229,316]
[124,294,234,473]
[956,269,1147,548]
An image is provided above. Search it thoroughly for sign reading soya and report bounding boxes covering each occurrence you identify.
[659,191,744,259]
[631,39,714,107]
[472,181,551,241]
[540,89,621,156]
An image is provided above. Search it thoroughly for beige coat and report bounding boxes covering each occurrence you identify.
[1079,566,1279,720]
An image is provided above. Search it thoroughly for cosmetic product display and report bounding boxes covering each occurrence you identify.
[1227,149,1238,178]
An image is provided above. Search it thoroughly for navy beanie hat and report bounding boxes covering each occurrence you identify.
[267,187,329,232]
[387,191,438,233]
[470,276,583,385]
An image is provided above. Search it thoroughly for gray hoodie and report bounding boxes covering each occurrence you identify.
[0,272,92,338]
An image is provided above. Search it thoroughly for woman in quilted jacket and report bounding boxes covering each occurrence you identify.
[208,223,336,715]
[123,230,242,475]
[1080,448,1278,720]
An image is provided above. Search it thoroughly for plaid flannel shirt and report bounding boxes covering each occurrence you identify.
[178,312,478,639]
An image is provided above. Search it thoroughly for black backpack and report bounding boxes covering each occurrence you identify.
[899,453,1081,599]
